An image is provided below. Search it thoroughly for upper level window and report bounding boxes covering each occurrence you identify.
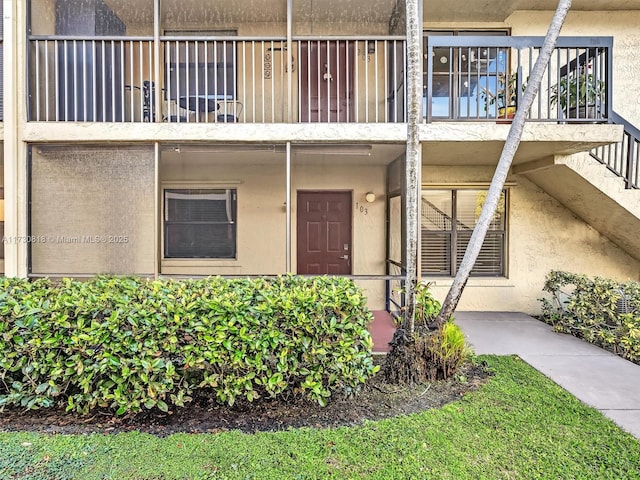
[164,188,237,259]
[422,189,507,277]
[423,30,509,119]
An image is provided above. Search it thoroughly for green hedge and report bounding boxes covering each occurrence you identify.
[540,271,640,363]
[0,275,378,414]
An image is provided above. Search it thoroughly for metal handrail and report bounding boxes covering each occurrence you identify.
[590,111,639,189]
[424,35,613,123]
[385,259,405,317]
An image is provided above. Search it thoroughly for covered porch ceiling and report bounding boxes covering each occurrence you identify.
[104,0,399,29]
[104,0,640,27]
[159,143,405,167]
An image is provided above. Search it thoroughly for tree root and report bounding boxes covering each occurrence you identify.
[383,329,436,385]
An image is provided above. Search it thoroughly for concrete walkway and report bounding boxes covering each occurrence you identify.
[456,312,640,440]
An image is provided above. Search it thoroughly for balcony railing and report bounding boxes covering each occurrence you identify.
[590,112,639,189]
[26,34,616,126]
[28,36,154,122]
[28,35,406,124]
[423,36,613,123]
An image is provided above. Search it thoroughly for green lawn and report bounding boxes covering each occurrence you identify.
[1,356,639,479]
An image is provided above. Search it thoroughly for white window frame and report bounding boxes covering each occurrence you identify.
[162,184,238,261]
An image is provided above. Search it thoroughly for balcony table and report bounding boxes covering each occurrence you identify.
[178,94,234,114]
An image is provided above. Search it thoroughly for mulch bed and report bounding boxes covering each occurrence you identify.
[0,360,490,437]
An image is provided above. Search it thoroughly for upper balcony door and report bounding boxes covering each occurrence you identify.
[299,41,354,123]
[425,30,508,120]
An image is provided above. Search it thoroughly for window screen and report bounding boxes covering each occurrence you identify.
[164,189,237,259]
[30,145,155,275]
[421,189,507,277]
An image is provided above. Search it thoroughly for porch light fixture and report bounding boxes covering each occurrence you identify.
[364,192,376,203]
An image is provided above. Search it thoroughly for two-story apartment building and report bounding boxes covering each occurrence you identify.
[1,0,639,319]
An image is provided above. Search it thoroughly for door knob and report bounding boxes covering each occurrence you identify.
[338,254,349,260]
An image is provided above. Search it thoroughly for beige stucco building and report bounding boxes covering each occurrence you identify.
[1,0,639,316]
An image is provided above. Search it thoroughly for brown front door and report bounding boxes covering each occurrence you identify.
[297,191,352,275]
[299,41,354,122]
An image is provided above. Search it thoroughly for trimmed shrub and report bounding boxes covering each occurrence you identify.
[540,271,640,363]
[0,275,378,414]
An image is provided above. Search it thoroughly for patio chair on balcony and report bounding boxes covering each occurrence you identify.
[216,100,243,123]
[163,99,191,123]
[163,59,238,123]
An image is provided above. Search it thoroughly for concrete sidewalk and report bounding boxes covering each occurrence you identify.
[456,312,640,440]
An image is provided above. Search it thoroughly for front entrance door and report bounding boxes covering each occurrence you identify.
[299,41,354,122]
[297,191,352,274]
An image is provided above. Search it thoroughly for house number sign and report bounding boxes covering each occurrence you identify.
[355,202,368,215]
[264,52,272,79]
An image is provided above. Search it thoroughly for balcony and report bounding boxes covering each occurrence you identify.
[27,35,405,124]
[28,33,614,128]
[423,35,613,123]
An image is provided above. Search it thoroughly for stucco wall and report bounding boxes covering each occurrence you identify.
[160,156,287,275]
[421,166,640,314]
[160,154,387,308]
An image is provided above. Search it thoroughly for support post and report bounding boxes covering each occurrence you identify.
[153,0,162,123]
[287,0,293,123]
[286,142,292,272]
[4,0,28,277]
[154,142,160,278]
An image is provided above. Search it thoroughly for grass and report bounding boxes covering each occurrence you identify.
[1,356,639,479]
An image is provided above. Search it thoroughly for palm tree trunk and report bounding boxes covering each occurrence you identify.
[403,0,423,335]
[434,0,573,325]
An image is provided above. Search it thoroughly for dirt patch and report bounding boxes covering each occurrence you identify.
[0,360,490,436]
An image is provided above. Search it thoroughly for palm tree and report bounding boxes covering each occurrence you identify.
[434,0,574,326]
[385,0,574,384]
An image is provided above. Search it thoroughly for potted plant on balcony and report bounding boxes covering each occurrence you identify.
[550,67,605,121]
[480,72,523,120]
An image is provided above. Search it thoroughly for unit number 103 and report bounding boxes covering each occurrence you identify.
[355,203,368,215]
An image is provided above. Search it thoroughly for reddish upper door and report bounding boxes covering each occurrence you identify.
[297,191,352,275]
[299,41,354,122]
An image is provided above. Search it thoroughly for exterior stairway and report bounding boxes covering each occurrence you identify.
[514,111,640,260]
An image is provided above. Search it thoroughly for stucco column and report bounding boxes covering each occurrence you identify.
[3,0,28,277]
